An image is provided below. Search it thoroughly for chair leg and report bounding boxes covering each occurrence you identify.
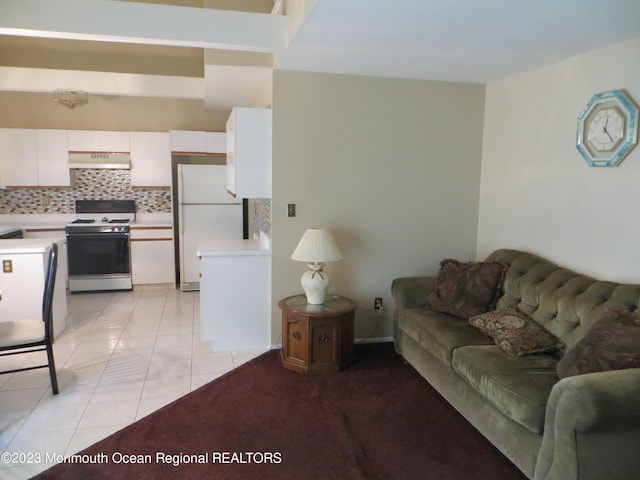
[45,343,59,395]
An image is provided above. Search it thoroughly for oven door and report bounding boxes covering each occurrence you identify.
[67,232,132,292]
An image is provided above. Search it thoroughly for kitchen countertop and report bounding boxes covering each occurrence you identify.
[131,221,173,228]
[0,213,173,230]
[197,238,271,257]
[0,237,65,254]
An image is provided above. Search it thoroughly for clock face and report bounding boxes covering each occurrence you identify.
[587,108,624,152]
[576,90,639,167]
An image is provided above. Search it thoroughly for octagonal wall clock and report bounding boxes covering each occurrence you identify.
[576,89,639,167]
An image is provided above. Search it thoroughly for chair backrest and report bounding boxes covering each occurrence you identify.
[42,243,58,342]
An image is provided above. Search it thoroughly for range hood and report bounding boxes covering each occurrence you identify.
[68,153,131,169]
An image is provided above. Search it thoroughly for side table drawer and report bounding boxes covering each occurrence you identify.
[283,314,309,366]
[310,320,338,366]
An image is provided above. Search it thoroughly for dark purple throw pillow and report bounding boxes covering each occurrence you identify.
[556,308,640,379]
[425,259,509,319]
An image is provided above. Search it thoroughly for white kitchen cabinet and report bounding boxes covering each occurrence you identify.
[0,129,38,187]
[131,226,175,284]
[198,239,271,351]
[170,130,226,154]
[68,130,130,152]
[170,130,206,153]
[0,240,67,338]
[0,129,70,187]
[226,107,271,198]
[35,130,71,187]
[130,132,172,187]
[206,132,226,154]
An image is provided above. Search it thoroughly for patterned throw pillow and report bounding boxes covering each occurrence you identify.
[469,307,565,358]
[426,259,508,319]
[556,308,640,379]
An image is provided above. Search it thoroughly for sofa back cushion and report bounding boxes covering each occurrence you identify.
[484,249,640,350]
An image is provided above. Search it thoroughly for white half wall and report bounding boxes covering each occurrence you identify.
[272,70,485,344]
[478,37,640,283]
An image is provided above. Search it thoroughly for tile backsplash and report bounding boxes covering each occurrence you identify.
[253,198,271,236]
[0,169,172,214]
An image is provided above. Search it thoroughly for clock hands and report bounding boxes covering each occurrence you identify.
[601,116,615,143]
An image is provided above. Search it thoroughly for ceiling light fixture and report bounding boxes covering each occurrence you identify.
[53,89,88,109]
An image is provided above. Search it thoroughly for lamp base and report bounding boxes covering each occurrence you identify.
[301,263,331,304]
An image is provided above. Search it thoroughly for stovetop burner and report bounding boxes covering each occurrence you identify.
[69,200,136,227]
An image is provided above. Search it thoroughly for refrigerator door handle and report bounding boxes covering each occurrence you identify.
[179,166,184,205]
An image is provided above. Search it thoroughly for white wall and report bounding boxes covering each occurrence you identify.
[478,37,640,283]
[272,70,485,344]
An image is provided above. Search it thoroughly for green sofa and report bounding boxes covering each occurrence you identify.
[392,249,640,480]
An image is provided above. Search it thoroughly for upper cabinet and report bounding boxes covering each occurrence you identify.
[35,130,71,187]
[68,130,130,152]
[170,130,226,154]
[206,132,226,154]
[226,107,271,198]
[0,129,70,188]
[129,132,172,187]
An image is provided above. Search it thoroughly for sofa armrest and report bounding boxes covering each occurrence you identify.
[391,276,435,355]
[391,276,435,310]
[534,368,640,480]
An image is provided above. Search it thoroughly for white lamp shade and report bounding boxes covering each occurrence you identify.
[291,228,343,263]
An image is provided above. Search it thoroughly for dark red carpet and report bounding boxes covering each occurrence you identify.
[34,343,527,480]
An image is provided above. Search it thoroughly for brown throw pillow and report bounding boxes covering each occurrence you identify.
[469,306,565,358]
[426,259,508,319]
[556,308,640,379]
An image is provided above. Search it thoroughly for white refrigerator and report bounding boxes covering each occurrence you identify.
[177,164,243,291]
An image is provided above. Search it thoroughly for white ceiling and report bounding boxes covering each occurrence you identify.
[278,0,640,83]
[2,0,640,110]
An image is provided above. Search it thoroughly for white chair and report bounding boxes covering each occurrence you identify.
[0,243,59,394]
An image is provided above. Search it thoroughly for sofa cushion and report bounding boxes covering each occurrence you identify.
[426,259,508,319]
[469,307,565,358]
[556,308,640,379]
[452,345,559,434]
[398,308,493,366]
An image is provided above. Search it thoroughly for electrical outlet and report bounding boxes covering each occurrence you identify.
[374,297,383,310]
[287,203,296,217]
[3,260,12,273]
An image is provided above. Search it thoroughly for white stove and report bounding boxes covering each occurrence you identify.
[67,199,136,228]
[66,200,136,292]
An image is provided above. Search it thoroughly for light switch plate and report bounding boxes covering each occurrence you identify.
[287,204,296,217]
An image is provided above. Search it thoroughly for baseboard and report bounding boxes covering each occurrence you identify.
[270,336,392,351]
[355,336,393,344]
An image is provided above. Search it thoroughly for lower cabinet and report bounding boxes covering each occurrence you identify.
[130,226,175,285]
[199,249,271,351]
[0,242,67,338]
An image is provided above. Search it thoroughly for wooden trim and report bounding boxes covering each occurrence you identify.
[227,189,237,198]
[171,151,226,157]
[68,150,128,154]
[131,237,173,242]
[131,186,170,189]
[7,186,70,189]
[131,226,172,230]
[25,228,65,233]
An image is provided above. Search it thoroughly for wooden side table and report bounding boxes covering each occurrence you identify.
[279,294,356,374]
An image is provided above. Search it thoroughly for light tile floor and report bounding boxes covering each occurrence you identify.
[0,284,267,479]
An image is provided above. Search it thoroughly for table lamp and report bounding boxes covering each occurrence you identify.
[291,228,343,304]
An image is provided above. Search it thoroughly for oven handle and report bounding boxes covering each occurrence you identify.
[66,232,130,239]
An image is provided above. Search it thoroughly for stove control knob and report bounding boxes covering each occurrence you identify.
[102,217,108,223]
